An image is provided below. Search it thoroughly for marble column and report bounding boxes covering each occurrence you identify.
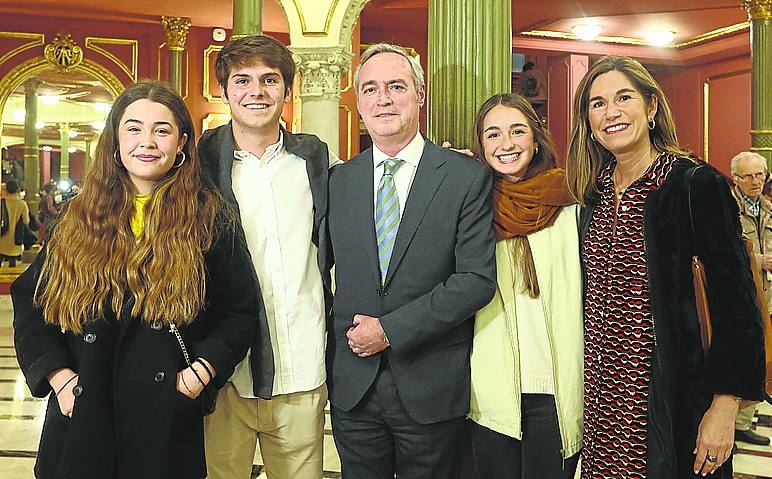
[427,0,512,149]
[23,79,41,197]
[233,0,262,38]
[290,47,352,156]
[743,0,772,166]
[161,16,191,95]
[58,123,70,179]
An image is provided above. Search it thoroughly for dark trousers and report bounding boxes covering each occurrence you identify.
[0,254,19,267]
[331,360,465,479]
[471,394,579,479]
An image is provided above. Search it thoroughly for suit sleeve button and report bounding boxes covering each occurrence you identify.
[154,372,165,382]
[72,385,84,397]
[84,333,96,343]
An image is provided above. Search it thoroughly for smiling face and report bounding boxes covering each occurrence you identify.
[588,70,657,159]
[221,61,290,135]
[117,99,187,194]
[481,104,535,183]
[356,52,425,155]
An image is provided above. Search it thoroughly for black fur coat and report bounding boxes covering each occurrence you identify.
[580,158,766,478]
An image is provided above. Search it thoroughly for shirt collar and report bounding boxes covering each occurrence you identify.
[372,131,425,169]
[233,132,285,163]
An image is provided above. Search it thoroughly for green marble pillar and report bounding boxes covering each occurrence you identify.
[23,79,40,197]
[59,123,70,179]
[233,0,262,38]
[743,1,772,166]
[161,16,191,95]
[428,0,512,149]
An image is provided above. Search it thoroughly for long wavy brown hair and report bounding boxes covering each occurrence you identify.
[35,81,221,333]
[564,56,694,205]
[472,93,560,298]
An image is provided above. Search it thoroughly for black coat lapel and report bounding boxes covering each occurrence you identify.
[215,123,239,213]
[384,142,447,286]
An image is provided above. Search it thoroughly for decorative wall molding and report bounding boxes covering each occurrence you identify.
[84,37,138,81]
[43,32,83,72]
[0,32,45,68]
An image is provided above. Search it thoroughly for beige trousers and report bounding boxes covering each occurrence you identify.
[735,403,757,431]
[204,382,327,479]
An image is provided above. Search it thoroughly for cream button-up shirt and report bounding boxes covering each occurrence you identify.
[230,136,339,397]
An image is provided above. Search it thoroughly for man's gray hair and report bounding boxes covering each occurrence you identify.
[730,151,767,175]
[353,43,425,93]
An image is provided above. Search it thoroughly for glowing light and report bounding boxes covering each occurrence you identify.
[12,108,25,121]
[92,102,112,113]
[646,31,676,46]
[68,130,78,138]
[572,24,603,41]
[35,121,45,129]
[91,120,106,130]
[68,146,77,154]
[42,145,53,152]
[39,95,60,105]
[58,179,72,191]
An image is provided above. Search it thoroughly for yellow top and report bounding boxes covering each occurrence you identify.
[130,194,150,239]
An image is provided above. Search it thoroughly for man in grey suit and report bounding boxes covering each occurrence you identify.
[327,43,496,478]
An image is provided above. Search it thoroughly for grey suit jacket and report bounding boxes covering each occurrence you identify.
[198,122,332,399]
[327,138,496,424]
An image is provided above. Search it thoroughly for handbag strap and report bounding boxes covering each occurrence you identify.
[686,164,706,241]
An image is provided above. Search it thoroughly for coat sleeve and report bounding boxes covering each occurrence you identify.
[691,166,766,401]
[380,164,497,356]
[190,222,264,389]
[12,251,74,397]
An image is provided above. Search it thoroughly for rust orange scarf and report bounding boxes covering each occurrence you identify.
[493,168,575,240]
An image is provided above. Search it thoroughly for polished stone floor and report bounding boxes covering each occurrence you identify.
[0,284,770,478]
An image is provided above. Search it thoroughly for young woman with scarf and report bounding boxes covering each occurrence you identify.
[467,93,583,479]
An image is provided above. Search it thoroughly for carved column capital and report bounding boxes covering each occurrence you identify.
[743,0,772,20]
[23,78,42,94]
[161,16,192,51]
[291,47,352,100]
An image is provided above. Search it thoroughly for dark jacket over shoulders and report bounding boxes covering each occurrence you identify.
[579,159,766,478]
[198,122,333,399]
[327,139,497,424]
[12,217,261,479]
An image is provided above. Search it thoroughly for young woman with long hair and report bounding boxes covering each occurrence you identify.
[12,81,261,479]
[468,93,583,479]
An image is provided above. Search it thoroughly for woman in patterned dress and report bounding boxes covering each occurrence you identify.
[565,56,766,478]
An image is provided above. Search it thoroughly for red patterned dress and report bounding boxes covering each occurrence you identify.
[581,154,676,478]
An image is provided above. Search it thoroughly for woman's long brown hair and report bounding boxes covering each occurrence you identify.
[35,81,221,333]
[472,93,560,298]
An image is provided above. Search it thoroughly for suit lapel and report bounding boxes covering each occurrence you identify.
[384,142,447,286]
[350,151,382,286]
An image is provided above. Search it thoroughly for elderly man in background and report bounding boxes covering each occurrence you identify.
[730,150,772,447]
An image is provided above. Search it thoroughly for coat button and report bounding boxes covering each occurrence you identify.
[72,385,83,397]
[154,371,165,382]
[151,321,163,331]
[84,333,96,344]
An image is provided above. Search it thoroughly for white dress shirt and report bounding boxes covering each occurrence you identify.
[230,135,339,398]
[372,131,425,219]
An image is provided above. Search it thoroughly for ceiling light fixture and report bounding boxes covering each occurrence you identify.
[572,24,603,41]
[68,130,78,138]
[91,120,106,130]
[68,146,77,154]
[42,145,53,152]
[12,108,25,121]
[646,31,676,46]
[35,121,45,129]
[39,95,60,105]
[92,102,112,113]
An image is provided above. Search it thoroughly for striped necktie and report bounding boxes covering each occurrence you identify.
[375,157,404,284]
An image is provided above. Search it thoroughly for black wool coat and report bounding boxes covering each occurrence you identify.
[580,158,766,478]
[12,221,261,479]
